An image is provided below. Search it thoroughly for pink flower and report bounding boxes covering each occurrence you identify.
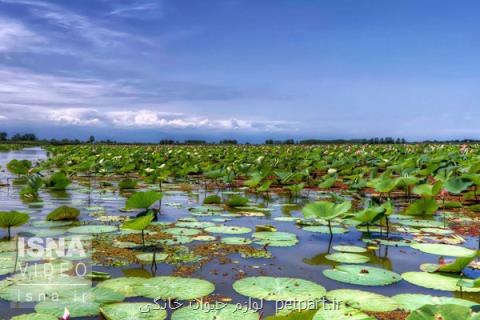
[440,189,449,198]
[460,144,468,153]
[63,307,70,320]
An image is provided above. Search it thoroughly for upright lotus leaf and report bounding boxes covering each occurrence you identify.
[421,253,477,273]
[20,174,43,199]
[225,196,249,207]
[322,265,402,286]
[172,303,259,320]
[203,195,222,204]
[318,176,337,189]
[326,289,399,312]
[392,293,476,311]
[405,198,439,216]
[302,201,351,220]
[302,201,351,236]
[125,191,163,209]
[0,211,30,239]
[373,177,396,193]
[411,243,476,257]
[412,181,443,197]
[100,302,167,320]
[118,178,138,190]
[44,172,71,190]
[395,176,420,189]
[406,304,473,320]
[46,206,80,221]
[354,206,385,224]
[6,159,32,175]
[233,276,326,301]
[135,276,215,300]
[444,177,473,194]
[121,212,154,247]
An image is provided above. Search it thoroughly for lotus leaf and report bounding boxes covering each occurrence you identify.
[233,276,326,301]
[322,265,401,286]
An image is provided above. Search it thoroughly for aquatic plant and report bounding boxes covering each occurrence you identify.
[0,211,30,239]
[43,171,71,190]
[121,211,154,247]
[302,200,351,236]
[6,159,31,175]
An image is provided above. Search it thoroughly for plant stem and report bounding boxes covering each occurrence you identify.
[386,217,389,237]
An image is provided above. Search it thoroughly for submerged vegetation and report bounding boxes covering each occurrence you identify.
[1,143,480,319]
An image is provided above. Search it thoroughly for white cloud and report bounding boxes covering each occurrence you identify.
[42,107,291,132]
[0,17,44,52]
[0,115,7,120]
[0,66,293,133]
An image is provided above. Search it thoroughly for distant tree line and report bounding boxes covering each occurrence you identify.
[0,132,38,142]
[298,137,407,145]
[1,131,479,145]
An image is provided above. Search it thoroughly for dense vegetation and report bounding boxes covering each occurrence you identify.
[43,144,480,205]
[2,143,480,319]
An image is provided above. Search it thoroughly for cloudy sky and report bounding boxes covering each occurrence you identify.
[0,0,479,142]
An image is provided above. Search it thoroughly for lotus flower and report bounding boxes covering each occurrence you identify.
[63,307,70,320]
[461,144,468,153]
[440,189,449,198]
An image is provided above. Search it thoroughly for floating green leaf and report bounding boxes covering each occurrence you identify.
[233,276,326,301]
[322,265,401,286]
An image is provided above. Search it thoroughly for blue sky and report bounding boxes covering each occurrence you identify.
[0,0,479,142]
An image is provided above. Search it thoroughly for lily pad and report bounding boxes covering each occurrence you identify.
[410,243,476,257]
[406,304,473,320]
[303,226,348,234]
[402,272,480,292]
[68,225,117,234]
[11,313,58,320]
[164,227,201,236]
[333,245,367,253]
[326,289,399,312]
[100,302,167,320]
[136,253,168,263]
[312,307,373,320]
[35,301,100,318]
[323,265,402,286]
[233,276,326,301]
[97,277,146,297]
[172,303,259,320]
[392,293,476,311]
[221,237,252,245]
[325,253,370,264]
[135,276,215,300]
[175,221,215,229]
[205,226,252,234]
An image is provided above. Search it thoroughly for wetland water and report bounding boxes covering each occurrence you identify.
[0,147,479,319]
